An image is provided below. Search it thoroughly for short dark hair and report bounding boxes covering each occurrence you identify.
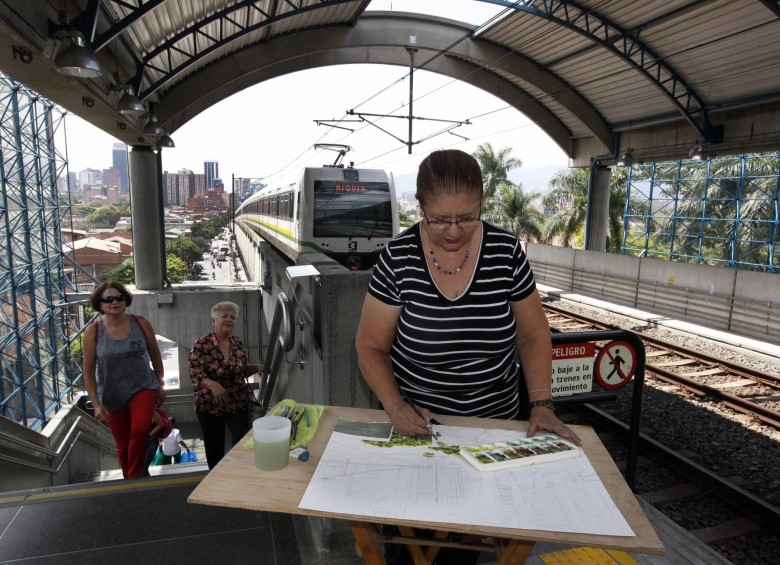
[89,280,133,311]
[415,149,483,208]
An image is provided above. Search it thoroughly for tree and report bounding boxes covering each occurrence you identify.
[486,182,544,241]
[191,215,228,240]
[166,255,188,283]
[399,209,413,228]
[100,258,135,285]
[472,143,522,200]
[167,237,204,266]
[86,205,124,227]
[542,167,626,252]
[542,168,589,248]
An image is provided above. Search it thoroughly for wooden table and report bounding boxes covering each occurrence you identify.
[188,406,664,564]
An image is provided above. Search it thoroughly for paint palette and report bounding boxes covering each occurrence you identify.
[459,434,580,472]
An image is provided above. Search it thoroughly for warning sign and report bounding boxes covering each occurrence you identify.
[551,342,596,397]
[595,340,636,390]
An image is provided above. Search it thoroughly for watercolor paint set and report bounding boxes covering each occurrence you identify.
[459,434,580,472]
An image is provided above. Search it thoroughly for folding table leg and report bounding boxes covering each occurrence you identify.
[494,537,535,564]
[350,521,386,565]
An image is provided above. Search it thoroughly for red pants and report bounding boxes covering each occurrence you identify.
[108,389,158,478]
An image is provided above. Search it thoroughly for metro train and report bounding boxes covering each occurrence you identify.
[235,166,400,270]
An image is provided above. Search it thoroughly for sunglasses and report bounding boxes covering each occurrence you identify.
[100,295,127,304]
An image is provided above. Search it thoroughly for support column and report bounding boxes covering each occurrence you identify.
[129,145,164,289]
[586,164,611,252]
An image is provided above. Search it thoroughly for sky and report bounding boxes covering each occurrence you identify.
[60,0,570,195]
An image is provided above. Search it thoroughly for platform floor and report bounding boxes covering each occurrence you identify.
[0,467,731,565]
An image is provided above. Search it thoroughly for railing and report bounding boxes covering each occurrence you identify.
[532,260,780,344]
[257,292,294,415]
[0,408,115,481]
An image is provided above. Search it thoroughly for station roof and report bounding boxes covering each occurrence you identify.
[1,0,779,165]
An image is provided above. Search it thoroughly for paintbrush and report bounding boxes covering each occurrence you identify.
[398,387,435,442]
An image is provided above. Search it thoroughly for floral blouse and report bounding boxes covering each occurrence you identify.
[189,332,250,416]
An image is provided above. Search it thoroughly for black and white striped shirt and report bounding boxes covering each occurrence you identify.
[367,221,536,419]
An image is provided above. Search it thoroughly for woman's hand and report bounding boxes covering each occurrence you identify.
[93,403,110,423]
[527,407,582,446]
[157,387,167,405]
[208,381,229,406]
[385,401,431,438]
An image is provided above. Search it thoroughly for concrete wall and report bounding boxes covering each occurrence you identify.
[235,231,376,411]
[526,242,780,344]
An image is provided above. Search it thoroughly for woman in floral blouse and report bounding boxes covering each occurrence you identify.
[189,301,263,469]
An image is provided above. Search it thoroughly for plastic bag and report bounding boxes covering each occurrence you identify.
[151,449,165,466]
[180,450,198,463]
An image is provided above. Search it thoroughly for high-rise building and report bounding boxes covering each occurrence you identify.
[204,160,218,189]
[193,173,206,194]
[79,168,102,188]
[177,169,194,205]
[112,143,129,193]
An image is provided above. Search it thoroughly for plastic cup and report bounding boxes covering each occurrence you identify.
[253,416,290,471]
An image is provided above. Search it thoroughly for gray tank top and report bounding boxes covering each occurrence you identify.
[95,315,159,412]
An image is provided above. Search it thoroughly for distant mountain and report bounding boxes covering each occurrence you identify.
[392,172,417,200]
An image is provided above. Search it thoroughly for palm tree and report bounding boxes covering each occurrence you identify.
[542,168,588,248]
[669,153,780,268]
[487,182,544,241]
[472,143,522,200]
[542,167,626,252]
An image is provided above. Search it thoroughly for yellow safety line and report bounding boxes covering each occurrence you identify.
[605,549,640,565]
[540,546,640,564]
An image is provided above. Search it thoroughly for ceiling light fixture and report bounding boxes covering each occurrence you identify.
[55,30,102,78]
[158,133,175,148]
[115,85,145,116]
[143,112,164,137]
[52,12,101,78]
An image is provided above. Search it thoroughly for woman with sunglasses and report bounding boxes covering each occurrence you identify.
[83,280,166,478]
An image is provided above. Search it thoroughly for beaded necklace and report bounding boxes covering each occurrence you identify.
[429,248,471,275]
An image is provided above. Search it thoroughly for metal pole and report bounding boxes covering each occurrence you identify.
[408,48,414,154]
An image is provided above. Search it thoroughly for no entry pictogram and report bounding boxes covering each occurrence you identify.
[595,340,636,390]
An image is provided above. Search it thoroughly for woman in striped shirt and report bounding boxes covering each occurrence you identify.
[356,149,580,445]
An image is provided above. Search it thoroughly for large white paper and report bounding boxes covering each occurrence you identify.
[299,425,634,537]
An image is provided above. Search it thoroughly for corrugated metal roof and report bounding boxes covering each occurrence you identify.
[1,0,778,160]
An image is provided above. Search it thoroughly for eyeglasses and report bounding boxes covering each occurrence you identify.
[100,295,126,304]
[423,212,481,231]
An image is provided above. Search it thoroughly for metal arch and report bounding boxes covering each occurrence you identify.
[445,53,577,148]
[159,15,588,155]
[475,0,724,142]
[131,0,359,100]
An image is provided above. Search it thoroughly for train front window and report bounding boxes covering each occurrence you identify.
[313,180,393,238]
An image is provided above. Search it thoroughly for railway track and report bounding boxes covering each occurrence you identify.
[542,301,780,563]
[544,303,780,430]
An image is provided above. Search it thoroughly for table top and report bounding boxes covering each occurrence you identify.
[188,405,664,555]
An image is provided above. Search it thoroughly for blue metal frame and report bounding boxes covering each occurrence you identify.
[0,74,81,430]
[622,152,780,273]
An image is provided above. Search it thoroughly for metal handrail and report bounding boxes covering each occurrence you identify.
[0,413,114,474]
[257,292,294,415]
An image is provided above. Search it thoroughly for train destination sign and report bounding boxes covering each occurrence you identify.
[314,181,390,193]
[551,343,596,397]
